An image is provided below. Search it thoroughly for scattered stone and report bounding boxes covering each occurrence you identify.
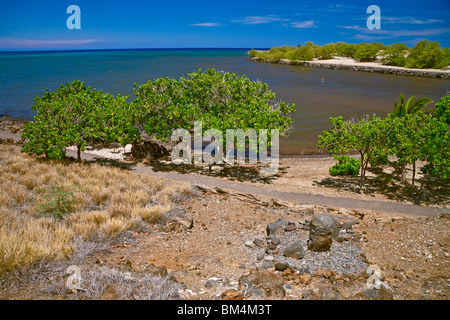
[262,261,274,269]
[298,273,312,285]
[221,289,244,300]
[245,241,255,248]
[301,289,316,300]
[362,286,393,300]
[253,237,265,247]
[271,237,280,245]
[205,277,222,289]
[283,241,305,259]
[320,287,340,300]
[268,244,277,250]
[239,268,286,298]
[264,256,274,262]
[256,252,265,261]
[284,224,296,232]
[274,262,290,272]
[267,219,288,235]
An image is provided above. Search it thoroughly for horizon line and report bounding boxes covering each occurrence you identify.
[0,47,269,54]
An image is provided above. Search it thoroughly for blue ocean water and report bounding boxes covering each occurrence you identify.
[0,48,448,154]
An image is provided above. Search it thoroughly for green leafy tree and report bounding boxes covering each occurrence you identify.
[317,43,336,60]
[381,43,409,66]
[405,40,448,69]
[418,115,450,182]
[318,115,387,186]
[418,95,450,182]
[286,45,315,61]
[132,69,295,172]
[354,43,383,62]
[434,94,450,124]
[335,42,357,58]
[22,81,139,160]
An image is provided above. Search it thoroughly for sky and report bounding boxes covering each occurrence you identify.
[0,0,449,50]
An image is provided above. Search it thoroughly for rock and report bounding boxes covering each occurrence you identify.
[284,224,296,232]
[239,268,286,298]
[268,244,277,250]
[243,284,266,300]
[298,273,312,285]
[253,237,266,247]
[320,287,340,300]
[264,256,274,262]
[271,237,280,245]
[362,287,393,300]
[245,241,255,248]
[267,219,287,235]
[308,213,339,252]
[301,289,316,300]
[205,277,222,289]
[283,241,305,259]
[165,216,194,231]
[221,289,244,300]
[262,261,274,269]
[274,262,290,272]
[131,139,170,161]
[256,252,265,260]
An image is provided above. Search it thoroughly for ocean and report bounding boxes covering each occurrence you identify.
[0,48,448,154]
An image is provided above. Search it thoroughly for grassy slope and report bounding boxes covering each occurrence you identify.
[0,144,191,276]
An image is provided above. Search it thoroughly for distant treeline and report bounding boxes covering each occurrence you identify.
[249,40,450,70]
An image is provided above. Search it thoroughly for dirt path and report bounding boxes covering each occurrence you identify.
[1,129,443,217]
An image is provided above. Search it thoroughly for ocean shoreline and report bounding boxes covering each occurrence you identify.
[249,56,450,79]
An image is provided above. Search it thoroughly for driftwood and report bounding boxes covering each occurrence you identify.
[193,184,367,220]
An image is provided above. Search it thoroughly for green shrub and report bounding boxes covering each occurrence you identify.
[354,43,382,62]
[38,172,86,219]
[248,49,258,58]
[405,40,448,69]
[286,46,315,61]
[329,155,361,176]
[381,43,409,67]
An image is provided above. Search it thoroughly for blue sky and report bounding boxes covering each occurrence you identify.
[0,0,449,50]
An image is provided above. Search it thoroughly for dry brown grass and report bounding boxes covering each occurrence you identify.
[0,144,191,275]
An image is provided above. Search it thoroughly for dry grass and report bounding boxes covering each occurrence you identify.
[0,144,191,276]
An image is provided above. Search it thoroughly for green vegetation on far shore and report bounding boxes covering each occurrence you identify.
[249,40,450,70]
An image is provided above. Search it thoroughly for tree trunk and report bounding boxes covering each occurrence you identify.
[77,144,81,161]
[412,161,416,187]
[359,152,365,187]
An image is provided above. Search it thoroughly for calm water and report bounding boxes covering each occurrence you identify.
[0,49,449,154]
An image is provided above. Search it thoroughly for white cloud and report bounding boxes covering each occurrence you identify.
[190,22,222,27]
[291,20,316,28]
[231,16,289,24]
[0,37,99,49]
[390,28,450,36]
[383,17,444,24]
[352,34,389,41]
